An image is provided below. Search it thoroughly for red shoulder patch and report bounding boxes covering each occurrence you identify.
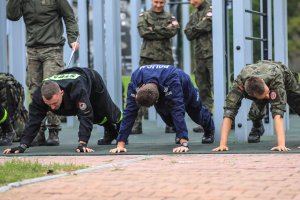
[238,85,245,91]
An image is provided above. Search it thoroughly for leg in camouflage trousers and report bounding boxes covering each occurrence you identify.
[193,57,213,133]
[27,46,64,146]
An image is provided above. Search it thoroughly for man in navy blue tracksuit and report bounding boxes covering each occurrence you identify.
[110,64,215,153]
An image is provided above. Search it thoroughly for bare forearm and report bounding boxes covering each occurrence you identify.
[219,117,232,146]
[274,115,285,146]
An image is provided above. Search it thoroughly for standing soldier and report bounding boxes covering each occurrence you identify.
[7,0,80,146]
[213,60,300,152]
[184,0,213,140]
[132,0,180,134]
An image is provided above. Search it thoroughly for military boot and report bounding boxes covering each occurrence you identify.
[165,125,176,133]
[131,122,142,134]
[248,120,265,143]
[193,125,204,133]
[202,130,215,144]
[98,125,118,145]
[46,128,60,146]
[30,126,46,146]
[0,123,16,146]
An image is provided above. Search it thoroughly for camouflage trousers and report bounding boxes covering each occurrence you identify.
[26,46,64,129]
[195,57,213,113]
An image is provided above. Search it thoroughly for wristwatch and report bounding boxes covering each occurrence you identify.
[181,142,189,148]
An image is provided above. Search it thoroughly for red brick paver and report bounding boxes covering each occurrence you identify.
[1,154,300,200]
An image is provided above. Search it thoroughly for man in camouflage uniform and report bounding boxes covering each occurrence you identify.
[0,105,16,146]
[7,0,79,146]
[184,0,213,136]
[132,0,180,134]
[213,60,300,152]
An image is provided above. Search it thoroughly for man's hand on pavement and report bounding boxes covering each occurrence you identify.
[3,144,27,154]
[212,146,229,152]
[270,145,290,151]
[172,146,189,153]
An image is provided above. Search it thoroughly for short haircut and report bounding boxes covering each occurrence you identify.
[41,81,61,100]
[244,77,265,97]
[136,84,159,107]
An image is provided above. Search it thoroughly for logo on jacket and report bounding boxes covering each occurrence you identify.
[78,102,87,110]
[163,87,172,96]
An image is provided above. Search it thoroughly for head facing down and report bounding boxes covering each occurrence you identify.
[136,83,159,107]
[244,77,270,100]
[41,81,64,110]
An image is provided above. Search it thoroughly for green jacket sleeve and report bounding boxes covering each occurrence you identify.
[57,0,79,47]
[7,0,23,21]
[269,74,286,118]
[138,14,179,40]
[184,9,212,41]
[185,14,212,41]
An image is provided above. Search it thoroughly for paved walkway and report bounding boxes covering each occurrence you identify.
[1,154,300,200]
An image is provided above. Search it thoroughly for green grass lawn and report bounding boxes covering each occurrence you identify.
[0,159,87,186]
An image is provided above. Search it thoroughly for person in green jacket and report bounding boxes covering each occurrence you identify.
[132,0,180,135]
[184,0,213,139]
[6,0,79,146]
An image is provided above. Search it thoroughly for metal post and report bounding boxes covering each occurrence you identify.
[130,0,141,72]
[273,0,289,130]
[212,0,226,141]
[260,0,274,135]
[232,0,253,142]
[65,0,75,127]
[0,1,7,72]
[92,0,105,76]
[182,0,191,75]
[78,0,88,67]
[105,0,122,108]
[7,20,27,108]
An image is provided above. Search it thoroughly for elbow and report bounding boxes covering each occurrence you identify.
[7,14,21,21]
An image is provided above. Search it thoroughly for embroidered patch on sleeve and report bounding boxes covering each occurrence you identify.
[238,85,245,91]
[78,102,87,110]
[270,91,277,100]
[206,12,212,17]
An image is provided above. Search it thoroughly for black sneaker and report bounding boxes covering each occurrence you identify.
[202,130,215,144]
[98,126,119,145]
[248,125,265,143]
[46,128,60,146]
[165,125,175,133]
[193,125,204,133]
[30,126,46,146]
[131,122,142,134]
[0,131,16,146]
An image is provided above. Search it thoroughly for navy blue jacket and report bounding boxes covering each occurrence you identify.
[117,65,196,142]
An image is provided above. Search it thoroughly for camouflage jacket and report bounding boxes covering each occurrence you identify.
[184,0,212,59]
[7,0,79,48]
[138,9,179,62]
[224,60,298,120]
